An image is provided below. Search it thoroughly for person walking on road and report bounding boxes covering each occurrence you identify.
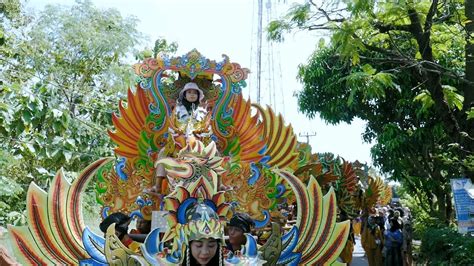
[362,215,383,266]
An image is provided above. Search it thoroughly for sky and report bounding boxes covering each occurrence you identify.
[26,0,374,165]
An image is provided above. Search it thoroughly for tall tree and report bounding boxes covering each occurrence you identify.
[466,0,474,108]
[0,0,177,224]
[465,0,474,180]
[1,0,143,180]
[1,0,34,225]
[268,0,473,222]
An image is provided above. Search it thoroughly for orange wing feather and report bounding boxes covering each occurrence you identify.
[108,86,151,158]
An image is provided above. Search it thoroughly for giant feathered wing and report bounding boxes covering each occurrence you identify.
[273,170,350,265]
[255,104,299,169]
[225,94,266,163]
[8,159,112,265]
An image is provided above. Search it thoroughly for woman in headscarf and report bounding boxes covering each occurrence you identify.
[402,208,413,266]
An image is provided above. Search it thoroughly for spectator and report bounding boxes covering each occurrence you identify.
[99,212,141,252]
[402,210,413,266]
[225,213,255,253]
[383,218,403,266]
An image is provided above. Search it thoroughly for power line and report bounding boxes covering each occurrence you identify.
[0,58,126,134]
[1,89,113,134]
[249,0,256,100]
[265,0,274,110]
[0,136,113,159]
[299,131,317,144]
[0,57,129,107]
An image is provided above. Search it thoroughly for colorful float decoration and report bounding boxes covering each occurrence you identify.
[8,50,351,265]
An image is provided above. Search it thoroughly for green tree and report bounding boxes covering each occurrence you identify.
[0,0,177,225]
[1,0,142,183]
[269,0,473,222]
[1,0,30,225]
[466,0,474,144]
[153,38,178,58]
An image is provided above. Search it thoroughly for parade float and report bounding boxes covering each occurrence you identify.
[7,50,354,265]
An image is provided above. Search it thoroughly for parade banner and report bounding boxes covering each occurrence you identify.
[450,178,474,234]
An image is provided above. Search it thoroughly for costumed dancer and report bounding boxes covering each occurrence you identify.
[362,215,383,266]
[182,203,225,266]
[225,213,256,253]
[175,82,207,124]
[151,82,210,197]
[99,212,141,253]
[172,81,210,144]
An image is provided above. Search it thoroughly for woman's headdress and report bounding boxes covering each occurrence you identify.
[185,203,225,243]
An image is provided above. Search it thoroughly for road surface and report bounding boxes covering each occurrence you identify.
[352,236,369,266]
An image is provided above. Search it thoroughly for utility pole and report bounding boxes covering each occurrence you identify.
[256,0,263,104]
[299,132,316,144]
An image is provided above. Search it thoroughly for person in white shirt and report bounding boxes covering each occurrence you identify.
[175,82,207,123]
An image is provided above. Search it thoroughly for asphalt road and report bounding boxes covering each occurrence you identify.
[352,236,369,266]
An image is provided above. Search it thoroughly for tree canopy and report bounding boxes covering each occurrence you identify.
[269,0,473,222]
[0,0,176,225]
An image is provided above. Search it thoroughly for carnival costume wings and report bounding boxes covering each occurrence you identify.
[8,50,350,265]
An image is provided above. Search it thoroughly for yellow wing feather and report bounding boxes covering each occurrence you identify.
[231,95,266,163]
[254,104,299,169]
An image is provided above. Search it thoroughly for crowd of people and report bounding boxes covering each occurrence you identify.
[98,199,416,266]
[354,205,413,266]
